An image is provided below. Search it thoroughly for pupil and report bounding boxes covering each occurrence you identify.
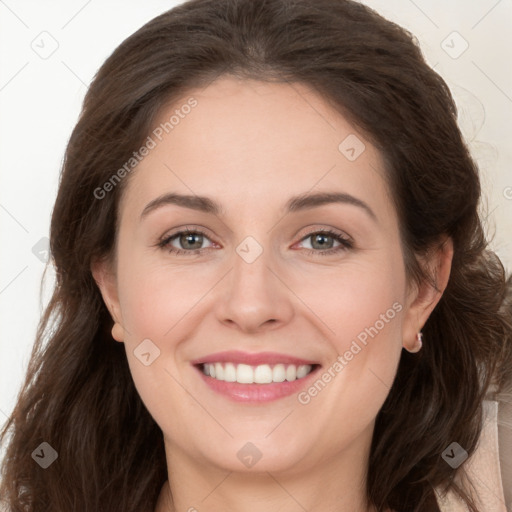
[312,234,332,249]
[181,233,202,249]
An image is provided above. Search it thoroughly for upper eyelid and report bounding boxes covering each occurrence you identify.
[297,226,352,242]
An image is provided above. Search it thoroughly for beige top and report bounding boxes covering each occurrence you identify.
[435,389,512,511]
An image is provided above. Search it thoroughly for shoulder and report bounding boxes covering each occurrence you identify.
[435,389,511,512]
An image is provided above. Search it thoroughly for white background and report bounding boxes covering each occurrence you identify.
[1,0,511,434]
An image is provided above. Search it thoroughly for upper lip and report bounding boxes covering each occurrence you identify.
[190,350,320,366]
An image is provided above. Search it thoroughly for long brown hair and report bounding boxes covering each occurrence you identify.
[1,1,511,511]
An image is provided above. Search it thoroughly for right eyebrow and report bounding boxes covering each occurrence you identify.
[140,193,223,221]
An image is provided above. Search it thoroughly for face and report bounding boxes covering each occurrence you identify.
[94,76,440,476]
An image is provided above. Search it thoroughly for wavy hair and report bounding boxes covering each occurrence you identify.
[1,1,511,511]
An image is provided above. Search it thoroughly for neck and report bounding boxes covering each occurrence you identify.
[155,429,379,512]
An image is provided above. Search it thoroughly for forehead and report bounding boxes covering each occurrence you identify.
[119,76,392,221]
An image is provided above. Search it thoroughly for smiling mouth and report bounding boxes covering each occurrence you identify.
[197,362,319,384]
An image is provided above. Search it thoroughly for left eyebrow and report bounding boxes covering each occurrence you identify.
[139,191,377,223]
[285,192,377,222]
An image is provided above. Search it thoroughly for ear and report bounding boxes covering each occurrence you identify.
[91,256,125,342]
[402,236,454,351]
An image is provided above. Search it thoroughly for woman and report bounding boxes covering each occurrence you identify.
[1,0,511,511]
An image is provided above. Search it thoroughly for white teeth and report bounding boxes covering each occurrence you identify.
[285,365,296,381]
[254,364,273,384]
[296,365,311,379]
[272,364,286,382]
[224,362,237,382]
[236,364,254,384]
[214,362,224,380]
[201,362,313,384]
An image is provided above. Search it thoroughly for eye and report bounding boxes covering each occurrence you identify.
[296,229,353,256]
[156,227,353,257]
[157,228,215,256]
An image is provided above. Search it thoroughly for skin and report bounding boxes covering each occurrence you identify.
[92,76,453,512]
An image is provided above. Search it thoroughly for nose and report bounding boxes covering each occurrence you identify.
[215,243,295,334]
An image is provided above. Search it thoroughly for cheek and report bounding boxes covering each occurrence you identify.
[295,255,406,348]
[115,260,198,436]
[114,255,218,417]
[116,252,214,341]
[294,255,406,419]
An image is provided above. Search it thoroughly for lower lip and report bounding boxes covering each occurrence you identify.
[194,365,321,403]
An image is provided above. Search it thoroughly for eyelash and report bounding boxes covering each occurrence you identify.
[156,227,354,257]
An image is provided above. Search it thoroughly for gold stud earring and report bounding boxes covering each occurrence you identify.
[407,331,423,353]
